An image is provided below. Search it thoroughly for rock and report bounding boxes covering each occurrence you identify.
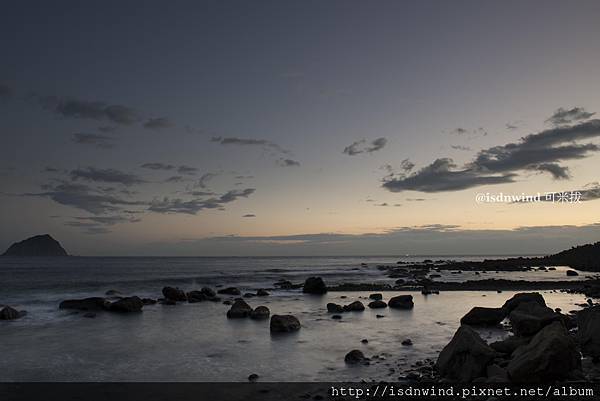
[343,301,365,312]
[1,234,68,257]
[303,277,327,294]
[0,306,26,320]
[200,287,216,297]
[502,292,546,312]
[566,270,579,276]
[489,336,530,354]
[507,321,580,382]
[578,305,600,358]
[218,287,241,296]
[248,373,259,382]
[509,301,560,336]
[436,325,496,382]
[142,298,157,305]
[486,364,509,382]
[344,349,368,364]
[326,303,344,313]
[388,295,414,309]
[401,339,413,346]
[361,339,368,344]
[186,291,207,303]
[395,279,405,285]
[256,289,269,296]
[369,293,383,300]
[83,312,96,318]
[270,314,301,332]
[250,306,270,320]
[376,314,385,318]
[105,289,122,296]
[162,286,187,302]
[331,314,342,320]
[108,296,144,312]
[460,307,507,326]
[59,297,108,311]
[227,299,253,318]
[368,300,387,309]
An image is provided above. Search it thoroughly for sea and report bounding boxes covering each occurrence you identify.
[0,256,594,381]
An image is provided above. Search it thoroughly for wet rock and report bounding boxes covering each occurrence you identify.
[369,293,383,300]
[507,321,580,382]
[401,339,413,346]
[489,336,530,354]
[256,289,269,296]
[436,325,496,382]
[327,303,344,313]
[108,296,144,312]
[502,292,545,312]
[250,306,270,320]
[227,299,253,318]
[331,314,342,320]
[302,277,327,294]
[0,306,26,320]
[566,270,579,276]
[186,291,207,303]
[509,301,561,336]
[248,373,259,382]
[270,314,301,332]
[200,287,216,297]
[223,300,232,305]
[486,364,509,382]
[59,297,109,311]
[162,286,187,302]
[460,307,507,326]
[142,298,157,305]
[361,339,368,344]
[343,301,365,312]
[578,305,600,358]
[388,295,414,309]
[344,349,368,364]
[218,287,241,296]
[368,300,387,309]
[376,314,385,318]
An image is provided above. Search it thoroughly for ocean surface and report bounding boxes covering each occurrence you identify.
[0,256,594,381]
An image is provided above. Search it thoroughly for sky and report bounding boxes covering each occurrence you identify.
[1,0,600,256]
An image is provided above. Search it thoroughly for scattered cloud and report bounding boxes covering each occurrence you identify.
[506,123,519,131]
[400,159,415,172]
[451,145,471,151]
[449,127,488,137]
[211,136,291,154]
[177,165,198,175]
[71,133,116,149]
[197,172,217,189]
[277,158,301,167]
[70,167,146,186]
[141,163,175,171]
[39,96,139,125]
[149,188,256,214]
[546,107,595,126]
[343,137,387,155]
[242,214,256,218]
[165,175,184,183]
[143,117,172,130]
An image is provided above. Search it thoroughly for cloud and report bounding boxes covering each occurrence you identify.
[242,214,256,218]
[450,128,468,135]
[211,136,291,154]
[70,167,146,186]
[384,117,600,193]
[506,123,519,131]
[343,137,388,155]
[0,83,13,98]
[39,96,139,125]
[451,145,471,151]
[449,127,488,137]
[165,175,184,183]
[546,107,595,126]
[400,159,415,172]
[177,165,198,175]
[143,117,172,130]
[141,163,175,171]
[197,172,217,189]
[276,158,301,167]
[71,133,116,149]
[149,188,255,214]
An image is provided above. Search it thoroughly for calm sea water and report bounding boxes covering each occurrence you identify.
[0,256,593,381]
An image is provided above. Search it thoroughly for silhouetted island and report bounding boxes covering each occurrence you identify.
[1,234,68,257]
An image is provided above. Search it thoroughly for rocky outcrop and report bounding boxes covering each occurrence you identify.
[578,305,600,358]
[270,314,301,332]
[2,234,68,257]
[162,287,187,302]
[108,296,144,312]
[507,321,580,382]
[388,295,414,309]
[59,297,109,311]
[302,277,327,294]
[508,301,560,336]
[436,325,496,382]
[250,306,270,320]
[460,307,506,326]
[226,299,253,318]
[0,306,26,320]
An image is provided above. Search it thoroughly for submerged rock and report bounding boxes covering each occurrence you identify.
[270,314,301,332]
[186,291,206,303]
[578,305,600,358]
[200,287,216,297]
[368,300,387,309]
[388,295,414,309]
[507,321,580,382]
[327,303,344,313]
[256,289,270,296]
[0,306,26,320]
[250,306,270,320]
[108,296,143,313]
[369,293,383,300]
[302,277,327,294]
[343,301,365,312]
[227,299,253,318]
[436,325,496,382]
[218,287,241,296]
[59,297,108,311]
[344,349,369,364]
[162,287,187,302]
[460,307,506,326]
[401,339,413,346]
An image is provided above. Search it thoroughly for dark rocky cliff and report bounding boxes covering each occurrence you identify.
[2,234,68,257]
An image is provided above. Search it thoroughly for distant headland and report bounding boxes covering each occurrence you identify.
[1,234,68,257]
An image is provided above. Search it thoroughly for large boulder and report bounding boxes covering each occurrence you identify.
[217,287,241,296]
[327,303,344,313]
[461,307,506,326]
[343,301,365,312]
[59,297,108,311]
[344,350,369,364]
[508,301,560,336]
[369,293,383,300]
[388,295,414,309]
[270,314,301,333]
[490,336,530,354]
[250,306,270,320]
[578,305,600,358]
[502,292,545,312]
[108,296,144,312]
[186,291,207,303]
[368,300,387,309]
[507,321,580,382]
[200,287,216,297]
[226,299,253,318]
[162,286,187,302]
[0,306,26,320]
[303,277,327,294]
[436,325,496,382]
